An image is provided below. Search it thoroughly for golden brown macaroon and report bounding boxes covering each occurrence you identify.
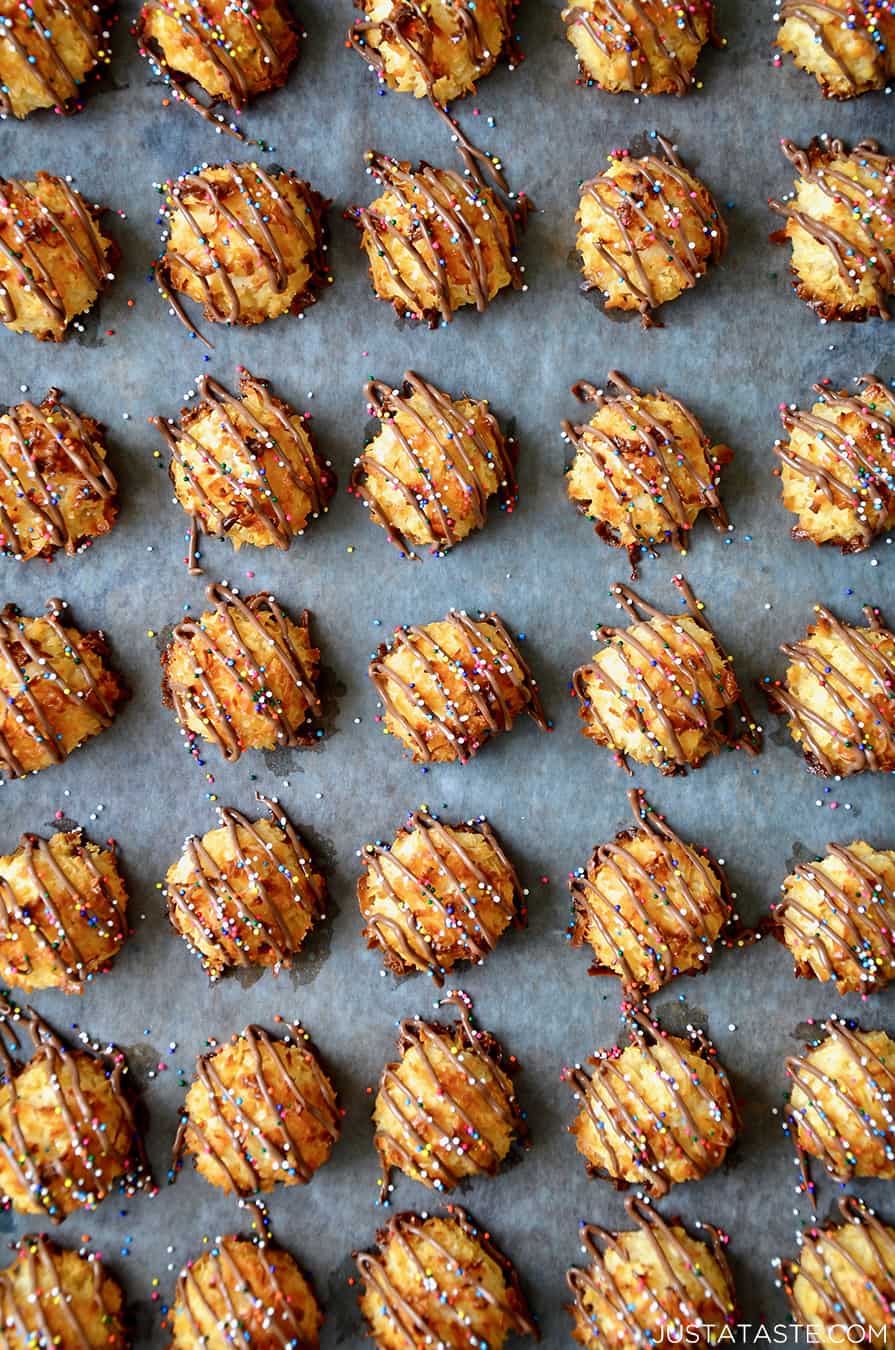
[775,375,895,552]
[0,1235,127,1350]
[766,601,895,776]
[785,1017,895,1183]
[570,788,732,994]
[173,1021,341,1197]
[564,371,731,574]
[564,1007,738,1196]
[770,137,895,322]
[358,809,524,982]
[572,577,760,776]
[160,581,321,763]
[152,369,335,574]
[779,1197,895,1350]
[0,828,128,994]
[562,0,716,96]
[0,599,127,782]
[774,840,895,995]
[577,135,726,326]
[0,391,117,562]
[352,371,516,558]
[135,0,298,133]
[354,1208,536,1350]
[0,1006,149,1221]
[347,0,516,103]
[155,162,329,341]
[165,793,326,980]
[0,0,113,119]
[775,1,895,99]
[567,1196,737,1350]
[351,152,524,327]
[169,1231,322,1350]
[0,174,116,342]
[369,609,549,764]
[374,990,525,1198]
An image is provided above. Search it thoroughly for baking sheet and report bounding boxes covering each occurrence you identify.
[2,0,894,1344]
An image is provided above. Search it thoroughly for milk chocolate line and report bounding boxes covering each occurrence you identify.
[564,371,729,573]
[0,1236,118,1345]
[175,1234,308,1344]
[567,1195,736,1343]
[778,2,889,94]
[0,0,108,116]
[369,609,548,763]
[172,1022,340,1196]
[354,1207,537,1347]
[168,791,324,975]
[781,1196,895,1333]
[163,582,319,762]
[570,787,732,991]
[563,1,713,95]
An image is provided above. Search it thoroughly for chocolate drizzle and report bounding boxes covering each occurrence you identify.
[578,135,726,323]
[572,576,761,775]
[0,1235,121,1344]
[353,371,516,558]
[778,2,890,95]
[174,1233,312,1345]
[0,0,109,117]
[153,369,333,573]
[167,791,325,976]
[162,581,320,762]
[564,372,729,574]
[570,787,732,992]
[369,609,548,763]
[375,989,524,1198]
[563,1,714,95]
[781,1196,895,1334]
[347,0,513,98]
[0,393,116,559]
[565,1006,738,1197]
[770,138,895,320]
[768,603,895,775]
[0,176,111,335]
[567,1196,736,1344]
[354,1207,537,1347]
[172,1021,340,1196]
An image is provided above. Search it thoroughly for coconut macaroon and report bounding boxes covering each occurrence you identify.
[369,609,549,764]
[0,392,117,562]
[347,0,516,103]
[773,840,895,995]
[770,137,895,322]
[152,369,335,574]
[169,1231,322,1350]
[566,1196,737,1350]
[0,0,113,119]
[569,788,732,995]
[0,174,116,342]
[0,599,127,781]
[775,0,895,99]
[766,601,895,777]
[572,577,760,776]
[577,135,726,326]
[785,1017,895,1183]
[358,810,524,982]
[0,829,128,994]
[155,162,329,341]
[135,0,298,134]
[354,1208,536,1350]
[165,793,326,980]
[0,1005,149,1220]
[779,1197,895,1350]
[374,990,525,1199]
[0,1235,128,1350]
[564,1007,738,1196]
[564,371,731,574]
[173,1021,341,1197]
[160,581,321,763]
[352,371,516,558]
[350,152,523,327]
[775,375,895,553]
[562,0,717,96]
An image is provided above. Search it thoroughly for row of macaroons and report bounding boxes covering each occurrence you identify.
[2,364,893,569]
[0,126,892,347]
[0,994,893,1347]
